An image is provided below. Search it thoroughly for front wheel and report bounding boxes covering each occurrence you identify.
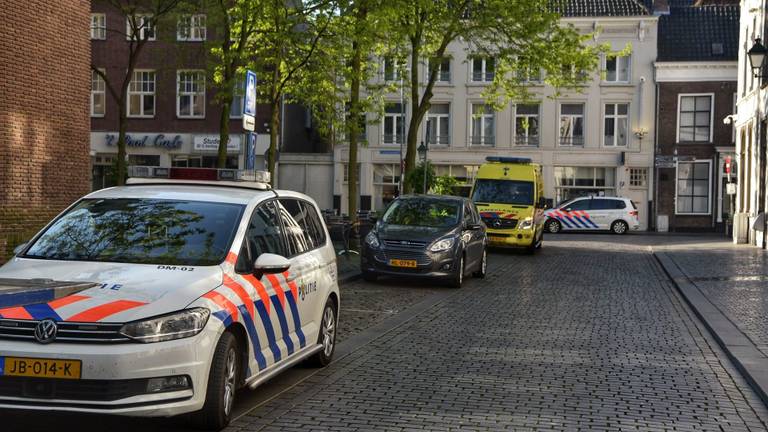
[309,299,337,366]
[449,254,465,288]
[472,248,487,278]
[611,220,629,235]
[546,219,562,234]
[192,332,239,430]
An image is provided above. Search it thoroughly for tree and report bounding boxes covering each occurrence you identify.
[388,0,606,193]
[404,161,435,194]
[92,0,183,185]
[246,0,338,184]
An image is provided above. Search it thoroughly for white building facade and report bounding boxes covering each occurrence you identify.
[333,7,658,230]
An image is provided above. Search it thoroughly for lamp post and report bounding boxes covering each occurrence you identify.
[418,141,428,194]
[748,37,767,247]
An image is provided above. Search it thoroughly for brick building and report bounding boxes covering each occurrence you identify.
[653,4,739,231]
[0,0,92,261]
[89,2,327,192]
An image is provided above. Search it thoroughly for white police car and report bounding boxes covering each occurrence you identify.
[0,168,340,430]
[543,196,640,234]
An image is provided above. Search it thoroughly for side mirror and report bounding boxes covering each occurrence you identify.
[12,242,27,255]
[253,253,291,277]
[465,223,482,231]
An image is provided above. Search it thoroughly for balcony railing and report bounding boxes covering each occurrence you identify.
[437,71,451,82]
[383,134,404,145]
[515,135,539,147]
[559,136,584,146]
[472,72,494,82]
[428,135,451,145]
[470,135,495,146]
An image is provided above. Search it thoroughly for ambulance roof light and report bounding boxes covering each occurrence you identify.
[485,156,532,164]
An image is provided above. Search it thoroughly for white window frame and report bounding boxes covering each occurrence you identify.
[603,102,629,147]
[91,69,106,118]
[603,54,631,83]
[126,69,156,118]
[382,57,400,82]
[176,70,206,119]
[433,58,451,83]
[676,93,714,143]
[514,103,540,147]
[675,160,712,215]
[126,14,155,41]
[559,103,585,146]
[470,103,495,146]
[426,103,451,145]
[382,102,405,145]
[91,13,106,40]
[629,167,648,188]
[471,57,495,82]
[177,14,206,41]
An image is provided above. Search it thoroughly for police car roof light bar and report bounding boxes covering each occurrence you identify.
[485,156,532,164]
[127,166,271,185]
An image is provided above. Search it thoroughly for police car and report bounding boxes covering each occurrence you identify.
[543,196,640,234]
[0,167,340,430]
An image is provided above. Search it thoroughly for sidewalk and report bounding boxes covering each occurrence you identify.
[654,240,768,406]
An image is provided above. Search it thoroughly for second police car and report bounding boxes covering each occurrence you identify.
[543,196,640,234]
[0,168,339,430]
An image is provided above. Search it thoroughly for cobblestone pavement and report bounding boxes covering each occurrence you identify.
[658,243,768,357]
[226,235,768,432]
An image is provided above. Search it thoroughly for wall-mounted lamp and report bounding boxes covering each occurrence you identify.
[633,127,648,140]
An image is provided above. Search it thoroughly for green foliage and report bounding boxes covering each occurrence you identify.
[404,162,435,194]
[432,175,459,196]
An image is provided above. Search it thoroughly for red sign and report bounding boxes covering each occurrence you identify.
[725,156,732,174]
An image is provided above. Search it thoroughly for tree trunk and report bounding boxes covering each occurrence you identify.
[347,36,364,224]
[403,43,421,194]
[218,100,231,168]
[268,95,280,185]
[116,102,127,186]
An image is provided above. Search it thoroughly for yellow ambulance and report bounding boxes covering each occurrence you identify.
[470,157,546,252]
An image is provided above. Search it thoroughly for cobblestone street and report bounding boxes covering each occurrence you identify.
[227,235,768,431]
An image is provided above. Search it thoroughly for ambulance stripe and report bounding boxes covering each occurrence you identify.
[0,307,33,320]
[254,301,281,362]
[239,304,267,370]
[48,295,90,310]
[212,310,233,328]
[270,294,294,356]
[222,275,254,321]
[284,290,305,348]
[242,274,271,314]
[24,303,62,321]
[203,291,239,322]
[67,300,146,322]
[265,274,286,309]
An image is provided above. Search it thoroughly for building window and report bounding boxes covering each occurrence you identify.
[678,94,713,142]
[127,70,155,117]
[676,161,711,214]
[126,15,155,41]
[230,78,244,118]
[91,13,106,40]
[426,103,450,145]
[559,103,584,146]
[383,57,400,82]
[629,168,648,188]
[373,164,401,210]
[434,165,478,197]
[554,167,616,203]
[342,163,361,184]
[128,154,160,166]
[383,102,405,145]
[514,103,539,146]
[604,103,628,147]
[605,54,630,83]
[470,104,495,146]
[177,14,206,41]
[516,57,541,83]
[430,57,451,83]
[91,70,106,117]
[177,70,206,118]
[471,57,495,82]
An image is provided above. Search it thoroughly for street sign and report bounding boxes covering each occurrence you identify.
[727,183,737,195]
[725,156,732,174]
[242,115,255,132]
[243,70,257,117]
[655,160,676,169]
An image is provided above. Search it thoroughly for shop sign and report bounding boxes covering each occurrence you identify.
[193,135,241,152]
[105,134,183,149]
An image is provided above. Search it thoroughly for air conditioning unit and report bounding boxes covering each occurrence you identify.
[735,212,749,244]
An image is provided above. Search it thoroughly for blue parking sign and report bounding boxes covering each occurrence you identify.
[243,70,257,117]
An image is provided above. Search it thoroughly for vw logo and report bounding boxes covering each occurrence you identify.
[34,319,58,344]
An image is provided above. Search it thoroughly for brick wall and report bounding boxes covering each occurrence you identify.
[0,0,91,262]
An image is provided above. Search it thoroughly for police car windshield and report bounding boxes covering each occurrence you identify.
[472,179,534,206]
[23,198,245,266]
[382,198,460,228]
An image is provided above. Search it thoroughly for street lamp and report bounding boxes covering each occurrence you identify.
[749,38,767,78]
[418,141,428,194]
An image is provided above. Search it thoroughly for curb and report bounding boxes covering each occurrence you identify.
[653,252,768,408]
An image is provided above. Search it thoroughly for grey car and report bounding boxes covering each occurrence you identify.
[360,195,487,288]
